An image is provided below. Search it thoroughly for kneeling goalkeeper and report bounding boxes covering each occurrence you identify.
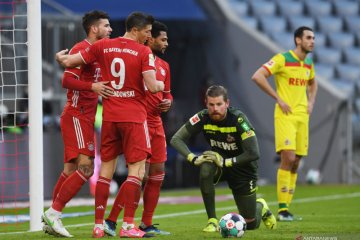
[170,85,277,232]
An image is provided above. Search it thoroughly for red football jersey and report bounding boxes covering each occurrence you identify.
[146,56,172,127]
[80,37,156,122]
[62,39,101,122]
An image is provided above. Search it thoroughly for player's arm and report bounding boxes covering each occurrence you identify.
[56,49,85,68]
[231,116,260,166]
[142,49,164,93]
[170,121,210,166]
[170,124,193,158]
[252,64,291,114]
[230,136,260,167]
[62,72,92,90]
[158,67,173,112]
[143,70,165,93]
[307,78,317,115]
[251,66,277,99]
[62,73,113,98]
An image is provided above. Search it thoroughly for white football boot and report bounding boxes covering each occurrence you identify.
[42,208,73,238]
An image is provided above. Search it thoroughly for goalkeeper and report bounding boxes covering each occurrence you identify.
[170,85,276,232]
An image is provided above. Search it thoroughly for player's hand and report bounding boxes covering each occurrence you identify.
[203,151,235,167]
[187,153,212,166]
[157,99,172,112]
[91,81,114,99]
[203,150,224,167]
[276,98,292,115]
[55,49,69,67]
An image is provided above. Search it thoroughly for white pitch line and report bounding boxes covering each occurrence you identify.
[1,191,359,235]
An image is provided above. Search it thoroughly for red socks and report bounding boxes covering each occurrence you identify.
[107,181,127,222]
[52,170,88,212]
[52,172,68,202]
[121,176,142,224]
[141,173,164,226]
[95,176,111,224]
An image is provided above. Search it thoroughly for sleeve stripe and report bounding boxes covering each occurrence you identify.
[142,69,156,74]
[79,52,87,64]
[64,71,80,79]
[262,65,272,75]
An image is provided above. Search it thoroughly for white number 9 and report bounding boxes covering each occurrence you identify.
[110,57,125,89]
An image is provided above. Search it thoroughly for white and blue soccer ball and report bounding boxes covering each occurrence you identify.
[219,212,246,238]
[306,169,321,185]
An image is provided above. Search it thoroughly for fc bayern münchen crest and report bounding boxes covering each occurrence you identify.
[87,142,95,151]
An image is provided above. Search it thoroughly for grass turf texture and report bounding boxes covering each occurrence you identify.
[1,185,360,239]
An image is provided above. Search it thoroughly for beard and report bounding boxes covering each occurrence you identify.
[153,49,164,57]
[302,46,313,54]
[210,113,224,121]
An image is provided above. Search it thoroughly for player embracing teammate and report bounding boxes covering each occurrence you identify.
[42,10,113,238]
[49,12,165,238]
[103,20,173,237]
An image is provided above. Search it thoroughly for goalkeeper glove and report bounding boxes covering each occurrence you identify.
[187,153,212,166]
[203,151,235,167]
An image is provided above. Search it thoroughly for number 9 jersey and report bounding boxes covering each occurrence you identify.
[80,37,156,123]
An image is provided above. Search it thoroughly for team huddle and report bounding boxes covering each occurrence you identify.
[41,10,317,239]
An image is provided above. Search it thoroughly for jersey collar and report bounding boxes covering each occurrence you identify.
[289,50,300,62]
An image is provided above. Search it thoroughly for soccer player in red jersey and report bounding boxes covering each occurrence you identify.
[103,21,172,236]
[42,10,113,238]
[56,12,164,238]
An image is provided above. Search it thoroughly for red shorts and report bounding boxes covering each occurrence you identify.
[60,113,95,163]
[147,125,167,164]
[100,121,151,163]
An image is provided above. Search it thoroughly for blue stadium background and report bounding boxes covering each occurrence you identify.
[40,0,360,197]
[2,0,359,200]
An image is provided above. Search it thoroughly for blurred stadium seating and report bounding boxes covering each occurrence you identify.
[229,0,360,124]
[226,0,360,182]
[29,0,360,188]
[230,0,360,84]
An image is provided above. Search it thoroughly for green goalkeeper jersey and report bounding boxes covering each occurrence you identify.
[171,107,259,181]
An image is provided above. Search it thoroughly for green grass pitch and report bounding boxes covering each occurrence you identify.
[1,184,360,239]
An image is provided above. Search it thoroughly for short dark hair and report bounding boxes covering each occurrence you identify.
[206,85,228,102]
[151,21,168,38]
[294,26,313,46]
[125,12,154,32]
[82,10,110,35]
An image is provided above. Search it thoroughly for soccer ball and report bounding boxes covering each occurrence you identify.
[306,169,321,184]
[219,212,247,238]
